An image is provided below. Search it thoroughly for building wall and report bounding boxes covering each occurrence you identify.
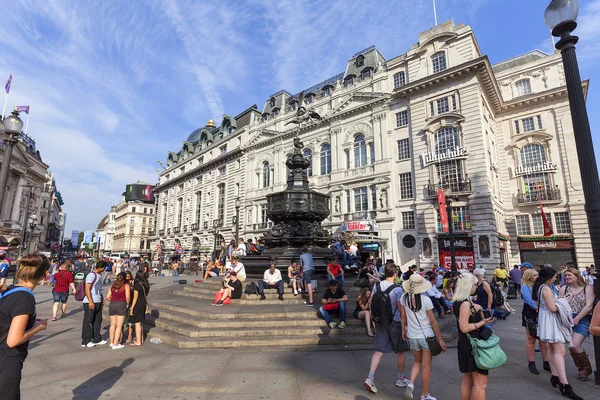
[112,199,155,255]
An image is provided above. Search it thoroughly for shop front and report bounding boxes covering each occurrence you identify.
[340,220,387,263]
[438,236,475,270]
[498,235,509,266]
[518,238,575,267]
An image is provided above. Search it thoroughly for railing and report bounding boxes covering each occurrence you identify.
[516,189,561,204]
[183,225,188,232]
[253,222,273,230]
[191,223,199,231]
[343,211,377,221]
[167,228,171,235]
[173,227,181,234]
[426,179,472,198]
[158,229,165,236]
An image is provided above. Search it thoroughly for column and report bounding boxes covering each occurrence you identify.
[10,175,26,222]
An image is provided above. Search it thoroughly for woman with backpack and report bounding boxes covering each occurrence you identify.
[106,272,130,350]
[400,274,447,400]
[0,254,50,399]
[472,269,494,317]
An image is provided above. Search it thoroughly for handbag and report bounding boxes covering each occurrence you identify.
[466,333,507,370]
[412,307,443,356]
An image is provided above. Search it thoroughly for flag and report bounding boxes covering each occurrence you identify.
[438,188,449,233]
[16,105,29,114]
[5,74,11,94]
[540,202,553,236]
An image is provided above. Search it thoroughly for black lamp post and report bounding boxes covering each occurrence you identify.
[27,212,37,254]
[212,219,221,261]
[0,108,24,216]
[443,188,457,272]
[545,0,600,385]
[234,197,241,244]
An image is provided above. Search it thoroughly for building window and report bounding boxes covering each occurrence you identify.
[399,173,413,199]
[354,187,368,212]
[393,71,406,88]
[344,76,354,87]
[130,216,136,223]
[162,203,167,228]
[434,126,460,154]
[402,211,415,230]
[520,144,551,201]
[537,115,543,130]
[197,175,203,185]
[522,117,535,132]
[520,144,546,166]
[356,55,364,67]
[43,200,47,208]
[431,52,447,74]
[303,149,313,176]
[144,208,147,214]
[396,110,409,127]
[322,87,331,97]
[132,207,136,213]
[429,94,457,117]
[436,97,449,115]
[346,190,351,212]
[354,134,367,168]
[370,186,377,209]
[288,101,297,111]
[516,215,531,235]
[195,192,202,223]
[142,217,147,225]
[260,204,268,223]
[345,150,350,169]
[150,209,154,215]
[398,139,411,160]
[263,162,271,187]
[220,145,227,154]
[129,227,134,235]
[177,198,183,227]
[515,79,532,97]
[270,97,276,107]
[217,183,226,225]
[305,94,313,104]
[554,212,571,234]
[141,227,146,235]
[218,166,226,176]
[261,113,268,122]
[515,115,543,133]
[369,143,375,165]
[320,144,332,175]
[532,214,553,235]
[361,69,371,80]
[437,206,471,231]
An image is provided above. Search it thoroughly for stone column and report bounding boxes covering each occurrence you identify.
[10,175,26,222]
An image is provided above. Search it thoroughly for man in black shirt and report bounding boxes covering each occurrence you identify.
[318,281,348,329]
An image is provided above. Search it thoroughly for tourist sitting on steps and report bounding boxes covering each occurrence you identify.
[287,259,303,296]
[213,272,242,306]
[203,261,220,280]
[355,287,375,337]
[257,262,285,301]
[318,280,349,329]
[327,257,345,286]
[224,255,246,283]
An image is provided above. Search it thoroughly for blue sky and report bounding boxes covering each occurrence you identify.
[1,0,599,235]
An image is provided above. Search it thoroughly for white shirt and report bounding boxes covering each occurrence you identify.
[263,269,282,284]
[237,244,247,256]
[425,285,443,299]
[349,245,358,256]
[401,294,435,339]
[233,262,246,278]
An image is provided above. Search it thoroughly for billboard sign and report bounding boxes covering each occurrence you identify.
[84,231,94,243]
[125,184,155,203]
[70,230,80,248]
[342,220,376,232]
[438,188,448,233]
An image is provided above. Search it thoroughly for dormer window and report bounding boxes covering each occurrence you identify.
[344,76,354,87]
[322,87,331,97]
[305,94,314,104]
[272,108,280,117]
[431,52,447,74]
[288,101,297,111]
[515,79,532,97]
[270,97,276,107]
[356,55,365,67]
[361,69,372,80]
[261,113,269,122]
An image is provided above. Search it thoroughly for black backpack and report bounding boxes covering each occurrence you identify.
[371,282,399,326]
[489,281,504,308]
[244,281,259,296]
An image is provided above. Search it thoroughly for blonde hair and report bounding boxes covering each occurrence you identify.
[522,269,537,287]
[565,267,586,287]
[453,273,478,302]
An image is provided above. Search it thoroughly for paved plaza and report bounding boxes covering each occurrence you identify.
[17,276,598,400]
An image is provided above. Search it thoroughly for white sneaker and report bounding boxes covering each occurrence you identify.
[396,376,411,387]
[328,322,337,329]
[363,377,378,394]
[404,382,414,399]
[293,289,298,295]
[112,344,125,350]
[95,340,108,346]
[421,395,437,400]
[86,342,96,348]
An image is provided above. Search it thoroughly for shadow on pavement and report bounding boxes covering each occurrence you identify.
[29,327,74,350]
[71,358,134,400]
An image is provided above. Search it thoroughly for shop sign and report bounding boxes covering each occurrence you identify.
[421,146,469,166]
[438,189,448,233]
[514,161,558,177]
[440,237,473,248]
[342,220,375,232]
[518,240,574,250]
[439,249,475,270]
[361,243,379,251]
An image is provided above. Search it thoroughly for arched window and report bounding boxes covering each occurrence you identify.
[393,71,406,88]
[263,162,271,188]
[270,97,276,107]
[261,113,269,122]
[515,79,532,97]
[303,149,313,176]
[431,52,447,74]
[434,127,462,190]
[520,144,551,201]
[192,237,200,249]
[356,55,365,67]
[320,144,332,175]
[288,101,297,112]
[354,134,367,168]
[361,68,372,80]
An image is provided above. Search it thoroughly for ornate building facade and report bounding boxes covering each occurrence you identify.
[153,21,591,271]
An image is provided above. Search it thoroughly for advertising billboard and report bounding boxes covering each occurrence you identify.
[84,231,94,243]
[125,184,155,203]
[70,230,80,248]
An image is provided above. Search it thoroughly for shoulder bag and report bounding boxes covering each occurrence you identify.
[412,297,443,356]
[466,332,507,370]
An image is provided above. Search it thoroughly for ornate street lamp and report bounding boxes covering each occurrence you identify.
[28,212,37,253]
[235,197,241,244]
[545,0,600,385]
[0,108,24,216]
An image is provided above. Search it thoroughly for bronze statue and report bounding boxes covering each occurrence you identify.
[284,91,322,127]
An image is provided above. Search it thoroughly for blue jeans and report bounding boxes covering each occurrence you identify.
[172,270,179,283]
[319,301,346,324]
[328,274,344,286]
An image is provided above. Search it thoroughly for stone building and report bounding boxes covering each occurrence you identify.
[111,184,156,257]
[95,207,116,256]
[153,20,591,271]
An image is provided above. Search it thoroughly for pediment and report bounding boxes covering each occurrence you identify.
[9,142,33,171]
[326,92,387,118]
[246,129,279,148]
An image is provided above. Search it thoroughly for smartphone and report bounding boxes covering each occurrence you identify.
[482,310,492,319]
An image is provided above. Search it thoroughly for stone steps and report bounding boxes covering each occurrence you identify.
[173,290,306,305]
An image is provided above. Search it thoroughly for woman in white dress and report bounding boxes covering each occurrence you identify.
[532,266,583,400]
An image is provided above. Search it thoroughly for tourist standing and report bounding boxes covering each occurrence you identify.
[559,268,595,381]
[0,253,10,289]
[106,272,130,350]
[51,261,76,321]
[0,254,50,399]
[509,265,523,298]
[128,271,149,346]
[472,269,493,316]
[363,264,410,394]
[452,273,493,400]
[81,261,108,348]
[590,302,600,336]
[171,259,179,284]
[521,269,550,374]
[300,248,314,306]
[400,273,447,400]
[533,267,583,400]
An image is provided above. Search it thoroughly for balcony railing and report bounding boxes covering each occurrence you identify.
[191,223,199,231]
[158,229,165,236]
[183,225,188,232]
[343,211,377,221]
[173,226,181,234]
[252,222,273,230]
[426,179,472,198]
[516,189,561,204]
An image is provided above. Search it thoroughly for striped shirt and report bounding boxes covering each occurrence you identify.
[53,270,74,293]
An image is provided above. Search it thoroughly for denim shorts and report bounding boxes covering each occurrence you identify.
[409,337,430,351]
[303,270,314,285]
[52,291,69,303]
[374,321,409,354]
[573,314,591,337]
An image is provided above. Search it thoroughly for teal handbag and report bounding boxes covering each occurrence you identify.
[467,333,507,370]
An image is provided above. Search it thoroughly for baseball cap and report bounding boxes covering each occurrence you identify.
[519,262,534,269]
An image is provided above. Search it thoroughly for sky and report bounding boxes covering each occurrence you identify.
[1,0,600,235]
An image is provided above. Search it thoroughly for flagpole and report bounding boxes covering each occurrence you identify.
[2,73,11,119]
[432,0,438,26]
[24,106,30,135]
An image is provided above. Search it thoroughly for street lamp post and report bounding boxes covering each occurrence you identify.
[27,212,37,254]
[545,0,600,385]
[0,108,24,216]
[234,197,241,244]
[212,219,222,261]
